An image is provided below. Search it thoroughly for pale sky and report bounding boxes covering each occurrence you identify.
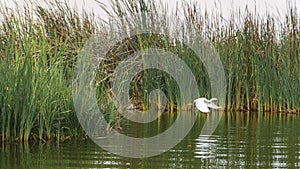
[1,0,299,22]
[67,0,299,20]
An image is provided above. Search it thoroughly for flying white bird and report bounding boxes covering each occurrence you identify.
[194,98,221,113]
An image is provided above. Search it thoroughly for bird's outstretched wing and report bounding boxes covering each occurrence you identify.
[204,98,221,109]
[206,102,221,109]
[195,99,210,112]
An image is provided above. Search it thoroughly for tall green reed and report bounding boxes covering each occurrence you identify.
[0,0,93,142]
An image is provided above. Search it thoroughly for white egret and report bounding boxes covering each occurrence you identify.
[194,98,221,113]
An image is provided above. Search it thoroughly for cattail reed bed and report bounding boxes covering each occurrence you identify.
[0,0,299,142]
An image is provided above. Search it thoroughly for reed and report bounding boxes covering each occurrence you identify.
[0,0,93,142]
[102,0,299,113]
[0,0,299,142]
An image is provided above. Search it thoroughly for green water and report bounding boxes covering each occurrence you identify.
[1,112,300,168]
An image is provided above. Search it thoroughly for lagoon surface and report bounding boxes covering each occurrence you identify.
[1,112,300,168]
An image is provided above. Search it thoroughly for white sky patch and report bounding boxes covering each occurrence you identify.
[66,0,299,21]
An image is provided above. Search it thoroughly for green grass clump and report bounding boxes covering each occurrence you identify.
[99,0,299,113]
[0,0,94,142]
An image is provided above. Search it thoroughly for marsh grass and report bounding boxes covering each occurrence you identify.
[0,0,299,142]
[101,0,299,113]
[0,0,93,142]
